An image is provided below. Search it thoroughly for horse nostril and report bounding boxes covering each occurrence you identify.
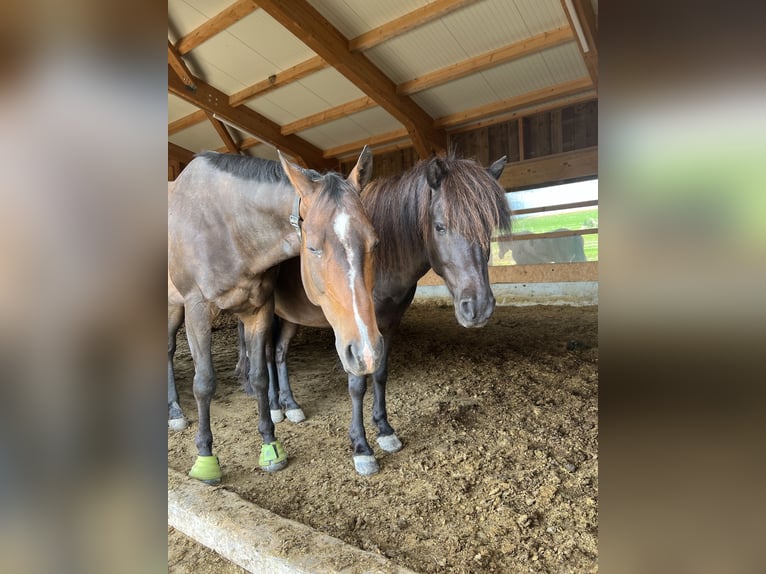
[460,298,476,320]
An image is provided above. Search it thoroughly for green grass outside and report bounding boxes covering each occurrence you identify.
[491,208,599,264]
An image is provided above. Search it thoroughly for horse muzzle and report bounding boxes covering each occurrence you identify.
[339,334,383,375]
[455,292,495,328]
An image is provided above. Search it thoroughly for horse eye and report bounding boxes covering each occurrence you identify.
[307,246,323,257]
[370,239,380,251]
[435,223,447,235]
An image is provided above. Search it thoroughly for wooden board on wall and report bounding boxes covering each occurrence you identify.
[418,261,598,286]
[498,146,597,190]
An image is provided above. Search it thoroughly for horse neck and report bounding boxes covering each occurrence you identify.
[232,180,302,264]
[370,181,432,297]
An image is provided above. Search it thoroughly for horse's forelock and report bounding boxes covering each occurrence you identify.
[437,158,511,249]
[362,155,511,274]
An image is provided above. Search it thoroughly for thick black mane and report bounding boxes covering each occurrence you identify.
[362,153,511,274]
[199,151,344,204]
[199,151,322,185]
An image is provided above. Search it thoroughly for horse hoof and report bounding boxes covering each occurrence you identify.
[285,408,306,423]
[259,441,288,472]
[353,455,379,476]
[168,417,188,432]
[189,455,222,484]
[377,433,402,453]
[270,409,285,423]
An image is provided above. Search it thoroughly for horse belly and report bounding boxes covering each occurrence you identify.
[275,293,329,328]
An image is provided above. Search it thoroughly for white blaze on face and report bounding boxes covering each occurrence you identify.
[333,211,374,369]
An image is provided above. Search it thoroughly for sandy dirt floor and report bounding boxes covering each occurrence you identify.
[168,303,598,573]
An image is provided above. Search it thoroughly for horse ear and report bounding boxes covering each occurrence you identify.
[487,156,507,180]
[426,157,448,189]
[278,150,317,201]
[346,145,373,191]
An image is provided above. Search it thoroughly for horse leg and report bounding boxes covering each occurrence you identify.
[168,302,187,431]
[240,303,288,472]
[274,319,305,423]
[184,297,222,484]
[266,316,284,423]
[348,374,377,475]
[372,336,402,453]
[234,319,253,394]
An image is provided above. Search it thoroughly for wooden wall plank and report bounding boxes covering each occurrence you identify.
[418,261,598,285]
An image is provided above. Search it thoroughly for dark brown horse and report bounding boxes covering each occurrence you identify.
[168,147,382,483]
[249,153,510,475]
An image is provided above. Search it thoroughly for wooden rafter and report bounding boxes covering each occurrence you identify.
[435,77,593,128]
[168,65,327,168]
[229,56,328,106]
[216,136,262,153]
[205,111,240,153]
[167,41,196,89]
[168,109,207,135]
[324,128,410,160]
[397,26,575,95]
[560,0,598,88]
[257,0,446,158]
[349,0,480,52]
[175,0,259,55]
[282,96,377,136]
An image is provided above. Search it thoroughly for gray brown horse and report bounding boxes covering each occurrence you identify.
[245,153,511,475]
[168,147,381,483]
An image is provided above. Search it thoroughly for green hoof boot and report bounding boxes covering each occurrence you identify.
[259,441,288,472]
[189,455,222,484]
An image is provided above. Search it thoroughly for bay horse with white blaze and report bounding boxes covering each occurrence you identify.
[242,153,511,475]
[168,147,381,483]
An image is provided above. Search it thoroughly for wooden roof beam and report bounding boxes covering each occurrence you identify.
[168,65,328,168]
[229,56,328,106]
[167,40,196,90]
[349,0,481,52]
[560,0,598,88]
[397,25,575,95]
[205,111,240,153]
[324,128,410,160]
[168,109,207,135]
[175,0,259,55]
[282,96,377,135]
[257,0,446,158]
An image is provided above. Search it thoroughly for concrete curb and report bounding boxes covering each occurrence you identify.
[168,469,418,574]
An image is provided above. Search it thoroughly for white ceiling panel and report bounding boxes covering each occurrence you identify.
[345,107,401,134]
[169,120,221,154]
[411,74,497,119]
[539,42,589,82]
[168,94,200,123]
[225,10,317,69]
[440,0,529,54]
[513,0,569,34]
[294,68,367,107]
[365,19,467,83]
[307,0,431,39]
